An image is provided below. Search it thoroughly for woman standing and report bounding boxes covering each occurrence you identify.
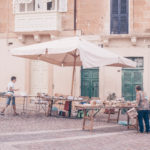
[136,85,149,133]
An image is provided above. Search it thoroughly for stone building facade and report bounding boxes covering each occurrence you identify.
[0,0,150,100]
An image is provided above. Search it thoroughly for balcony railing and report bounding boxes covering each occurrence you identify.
[15,11,61,32]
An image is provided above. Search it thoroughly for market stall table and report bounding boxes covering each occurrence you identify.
[75,104,103,131]
[45,96,90,118]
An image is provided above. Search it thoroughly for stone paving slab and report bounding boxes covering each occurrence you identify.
[13,132,150,150]
[0,112,120,133]
[0,112,148,150]
[0,125,126,143]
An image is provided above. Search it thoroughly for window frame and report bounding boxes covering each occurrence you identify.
[110,0,129,34]
[126,57,144,69]
[17,0,58,13]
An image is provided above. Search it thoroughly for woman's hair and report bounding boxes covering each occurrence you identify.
[136,85,142,91]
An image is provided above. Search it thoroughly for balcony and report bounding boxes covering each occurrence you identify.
[15,11,61,32]
[13,0,67,33]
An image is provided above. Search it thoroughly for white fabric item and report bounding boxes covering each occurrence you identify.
[7,81,15,92]
[10,37,136,68]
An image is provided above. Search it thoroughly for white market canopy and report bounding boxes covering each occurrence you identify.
[10,37,136,69]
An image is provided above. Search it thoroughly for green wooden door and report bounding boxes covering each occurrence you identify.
[122,69,143,101]
[81,68,99,98]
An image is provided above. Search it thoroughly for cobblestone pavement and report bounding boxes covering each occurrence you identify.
[0,111,150,150]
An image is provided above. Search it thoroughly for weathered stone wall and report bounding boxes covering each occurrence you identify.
[61,0,74,31]
[76,0,110,35]
[133,0,150,33]
[0,0,14,34]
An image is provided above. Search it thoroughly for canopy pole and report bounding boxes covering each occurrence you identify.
[71,55,77,96]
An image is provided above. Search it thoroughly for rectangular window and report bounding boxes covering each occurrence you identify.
[27,0,35,11]
[18,0,57,12]
[47,2,53,10]
[19,0,35,12]
[19,3,25,12]
[127,57,144,68]
[47,0,55,10]
[36,0,44,11]
[111,0,128,34]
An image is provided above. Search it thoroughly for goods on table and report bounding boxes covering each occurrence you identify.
[103,100,137,108]
[76,98,138,109]
[90,100,103,106]
[67,96,74,100]
[53,96,84,101]
[82,104,91,107]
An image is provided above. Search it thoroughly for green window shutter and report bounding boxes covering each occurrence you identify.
[122,69,143,101]
[81,68,99,98]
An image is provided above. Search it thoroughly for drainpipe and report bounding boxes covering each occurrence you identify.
[133,0,134,33]
[74,0,77,30]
